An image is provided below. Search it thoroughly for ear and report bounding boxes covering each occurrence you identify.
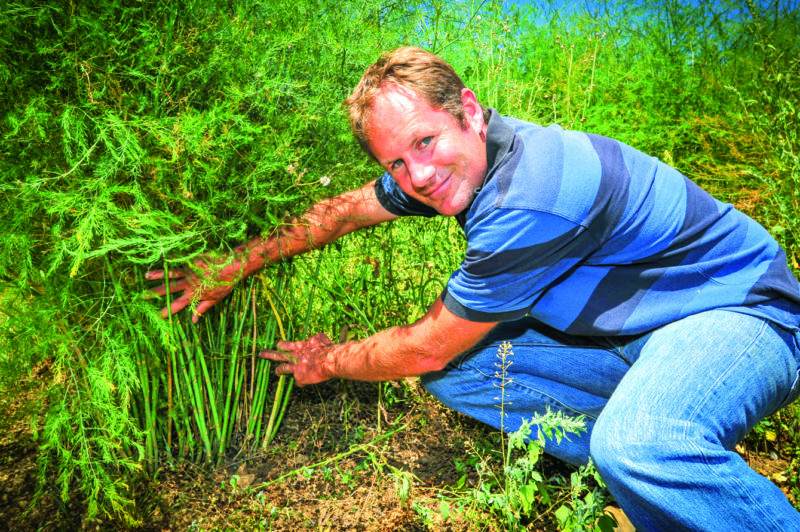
[460,88,485,135]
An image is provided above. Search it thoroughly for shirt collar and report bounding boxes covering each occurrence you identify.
[483,108,516,185]
[454,108,515,228]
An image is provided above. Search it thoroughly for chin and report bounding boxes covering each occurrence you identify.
[435,203,467,217]
[438,193,474,217]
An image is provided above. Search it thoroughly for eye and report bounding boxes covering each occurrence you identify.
[390,159,405,172]
[419,136,433,148]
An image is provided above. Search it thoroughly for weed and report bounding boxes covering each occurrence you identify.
[391,467,415,508]
[408,341,615,530]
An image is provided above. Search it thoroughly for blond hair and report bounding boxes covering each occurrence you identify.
[344,47,483,161]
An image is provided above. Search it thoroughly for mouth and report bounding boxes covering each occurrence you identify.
[425,174,451,200]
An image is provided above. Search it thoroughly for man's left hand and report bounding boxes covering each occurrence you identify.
[259,333,335,386]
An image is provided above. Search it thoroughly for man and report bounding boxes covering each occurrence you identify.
[148,47,800,530]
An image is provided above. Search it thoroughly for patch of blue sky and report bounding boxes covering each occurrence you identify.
[488,0,799,66]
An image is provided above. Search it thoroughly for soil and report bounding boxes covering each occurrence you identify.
[1,368,798,531]
[0,371,533,531]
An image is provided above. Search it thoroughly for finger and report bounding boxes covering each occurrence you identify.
[148,284,167,297]
[261,351,297,365]
[160,294,191,318]
[149,278,191,297]
[145,269,187,281]
[275,340,306,352]
[274,363,294,376]
[309,333,333,347]
[191,300,215,324]
[259,350,291,363]
[167,278,191,294]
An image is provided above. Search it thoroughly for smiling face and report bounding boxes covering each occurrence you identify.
[364,85,488,217]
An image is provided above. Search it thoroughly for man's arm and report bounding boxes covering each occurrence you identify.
[147,179,397,322]
[260,297,498,385]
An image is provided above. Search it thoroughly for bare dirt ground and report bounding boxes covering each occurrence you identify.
[0,371,532,531]
[1,366,798,531]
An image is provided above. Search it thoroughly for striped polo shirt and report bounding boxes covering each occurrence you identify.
[375,110,800,335]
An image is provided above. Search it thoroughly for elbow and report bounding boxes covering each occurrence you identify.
[413,349,459,375]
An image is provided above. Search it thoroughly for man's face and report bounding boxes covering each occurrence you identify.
[364,86,488,217]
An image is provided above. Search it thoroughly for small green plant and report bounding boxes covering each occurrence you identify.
[413,499,439,528]
[467,411,614,531]
[336,462,357,489]
[390,467,415,508]
[555,465,617,532]
[470,341,615,530]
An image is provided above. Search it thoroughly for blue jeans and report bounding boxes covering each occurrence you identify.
[421,309,800,531]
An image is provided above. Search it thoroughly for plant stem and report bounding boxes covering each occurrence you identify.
[254,421,410,489]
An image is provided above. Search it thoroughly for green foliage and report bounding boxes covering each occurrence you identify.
[728,4,800,266]
[411,342,614,530]
[1,0,381,279]
[0,0,422,521]
[476,340,611,530]
[415,411,613,531]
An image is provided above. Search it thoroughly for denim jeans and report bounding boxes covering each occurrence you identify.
[421,309,800,531]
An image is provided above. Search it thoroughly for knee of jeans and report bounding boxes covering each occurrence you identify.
[589,413,625,477]
[590,410,708,482]
[589,410,653,480]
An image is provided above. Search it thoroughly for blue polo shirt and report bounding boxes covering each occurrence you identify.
[375,110,800,335]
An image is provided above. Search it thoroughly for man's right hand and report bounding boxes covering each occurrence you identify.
[146,254,245,323]
[145,180,396,323]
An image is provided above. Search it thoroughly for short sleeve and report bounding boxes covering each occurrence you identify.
[374,172,439,218]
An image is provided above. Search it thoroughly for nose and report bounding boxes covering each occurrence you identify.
[407,159,435,191]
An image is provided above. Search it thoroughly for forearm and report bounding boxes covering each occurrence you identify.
[322,299,498,382]
[322,326,447,381]
[236,208,349,276]
[261,299,497,385]
[236,180,395,278]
